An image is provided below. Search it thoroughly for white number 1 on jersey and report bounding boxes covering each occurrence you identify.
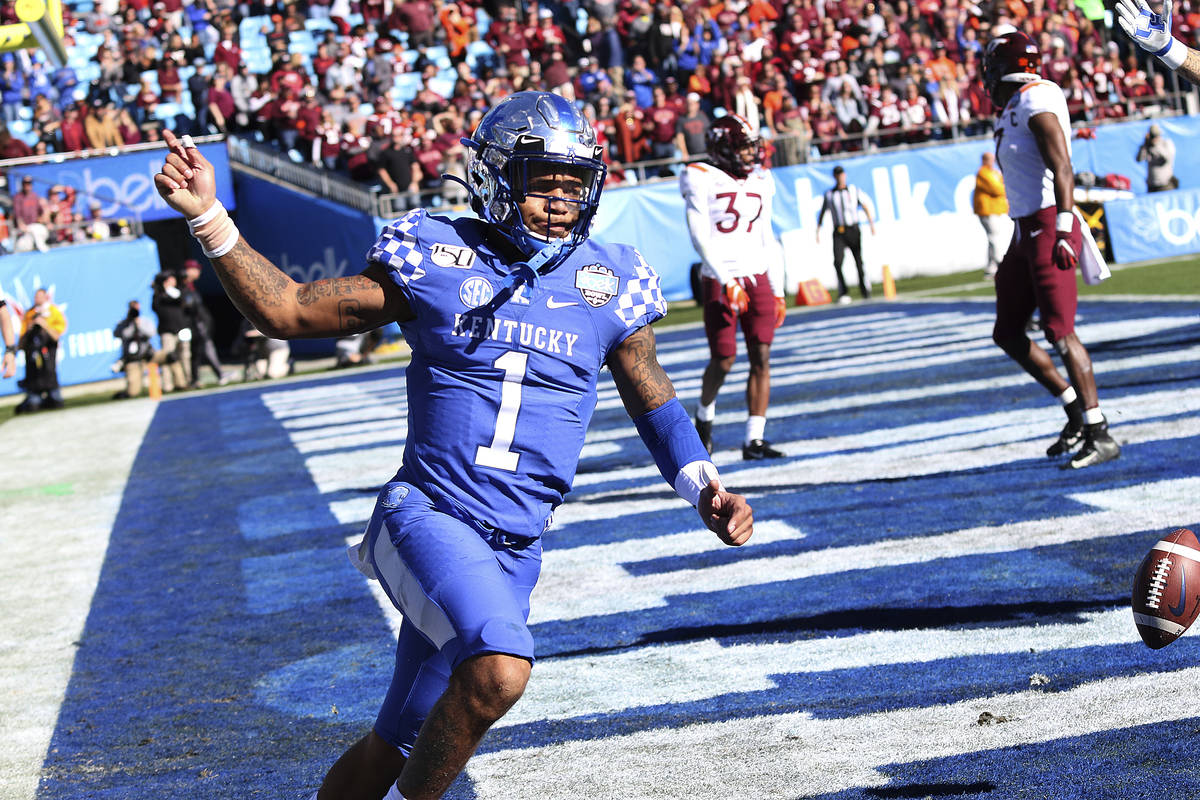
[474,350,528,471]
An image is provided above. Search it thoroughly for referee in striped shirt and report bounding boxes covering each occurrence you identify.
[817,165,876,303]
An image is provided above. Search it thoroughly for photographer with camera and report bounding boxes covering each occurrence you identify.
[113,299,157,399]
[151,271,192,392]
[15,288,67,414]
[1137,123,1178,193]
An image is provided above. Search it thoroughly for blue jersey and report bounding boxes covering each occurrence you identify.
[368,209,667,538]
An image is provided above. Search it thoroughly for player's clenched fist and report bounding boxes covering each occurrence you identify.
[774,296,787,328]
[154,130,217,219]
[698,479,753,546]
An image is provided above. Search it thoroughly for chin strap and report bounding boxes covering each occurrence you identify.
[499,238,566,293]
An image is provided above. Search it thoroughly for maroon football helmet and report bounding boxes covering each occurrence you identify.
[983,30,1042,105]
[706,114,764,178]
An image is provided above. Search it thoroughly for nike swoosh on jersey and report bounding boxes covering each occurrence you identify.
[1030,229,1043,237]
[546,297,578,309]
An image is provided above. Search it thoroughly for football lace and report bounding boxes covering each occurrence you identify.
[1146,556,1172,610]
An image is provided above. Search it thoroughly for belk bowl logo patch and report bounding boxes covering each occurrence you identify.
[430,243,476,269]
[459,276,494,308]
[575,264,619,307]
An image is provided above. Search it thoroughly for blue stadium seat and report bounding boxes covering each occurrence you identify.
[155,101,183,120]
[238,16,269,47]
[288,30,317,56]
[429,75,454,99]
[17,104,32,121]
[465,40,495,70]
[392,72,422,104]
[75,63,101,83]
[343,12,364,27]
[426,45,450,70]
[305,18,337,32]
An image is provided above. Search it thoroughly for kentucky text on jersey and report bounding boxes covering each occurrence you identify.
[451,313,580,356]
[367,208,667,537]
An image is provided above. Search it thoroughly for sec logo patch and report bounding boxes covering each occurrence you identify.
[459,276,494,308]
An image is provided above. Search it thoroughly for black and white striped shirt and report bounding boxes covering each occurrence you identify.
[820,185,866,228]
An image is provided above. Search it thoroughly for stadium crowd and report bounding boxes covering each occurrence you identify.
[0,0,1191,198]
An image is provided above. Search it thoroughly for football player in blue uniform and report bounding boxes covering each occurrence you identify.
[155,91,754,800]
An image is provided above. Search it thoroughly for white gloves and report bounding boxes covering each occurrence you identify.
[1116,0,1188,70]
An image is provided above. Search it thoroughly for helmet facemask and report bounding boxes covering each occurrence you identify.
[465,92,607,273]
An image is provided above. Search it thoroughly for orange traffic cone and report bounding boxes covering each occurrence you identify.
[882,265,897,300]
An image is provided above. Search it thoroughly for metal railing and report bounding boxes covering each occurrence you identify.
[225,135,384,215]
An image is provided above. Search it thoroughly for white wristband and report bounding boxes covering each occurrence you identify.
[187,198,241,258]
[186,198,224,231]
[205,225,241,258]
[674,459,722,507]
[1159,37,1188,71]
[1056,212,1074,233]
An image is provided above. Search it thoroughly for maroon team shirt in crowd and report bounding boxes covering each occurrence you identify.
[648,104,678,144]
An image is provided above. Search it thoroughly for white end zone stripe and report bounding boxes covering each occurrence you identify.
[1153,539,1200,563]
[1132,613,1186,635]
[370,529,457,649]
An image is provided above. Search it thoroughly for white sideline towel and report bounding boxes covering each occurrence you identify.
[1076,207,1111,285]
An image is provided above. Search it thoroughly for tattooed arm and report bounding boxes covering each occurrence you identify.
[606,323,677,416]
[154,130,411,338]
[214,243,412,338]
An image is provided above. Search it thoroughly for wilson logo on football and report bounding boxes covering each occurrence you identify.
[575,264,619,308]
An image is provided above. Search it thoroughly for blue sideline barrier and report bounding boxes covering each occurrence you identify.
[0,238,160,395]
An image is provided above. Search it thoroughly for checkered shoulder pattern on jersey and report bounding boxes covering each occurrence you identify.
[367,208,667,538]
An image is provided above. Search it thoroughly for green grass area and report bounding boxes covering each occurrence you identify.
[5,253,1198,428]
[899,253,1200,299]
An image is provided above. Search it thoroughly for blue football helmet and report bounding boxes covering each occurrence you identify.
[465,91,607,271]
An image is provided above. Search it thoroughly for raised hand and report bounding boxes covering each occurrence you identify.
[154,130,217,219]
[1116,0,1174,55]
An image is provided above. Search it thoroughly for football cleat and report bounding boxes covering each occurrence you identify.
[1062,420,1120,470]
[742,439,784,460]
[695,416,714,455]
[1046,402,1084,457]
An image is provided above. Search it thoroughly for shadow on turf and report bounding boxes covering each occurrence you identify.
[860,782,997,798]
[544,597,1127,658]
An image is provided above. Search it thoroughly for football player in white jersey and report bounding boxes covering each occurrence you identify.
[1118,0,1200,85]
[154,92,754,800]
[680,114,788,460]
[985,31,1120,469]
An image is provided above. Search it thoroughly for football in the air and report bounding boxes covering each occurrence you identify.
[1131,528,1200,649]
